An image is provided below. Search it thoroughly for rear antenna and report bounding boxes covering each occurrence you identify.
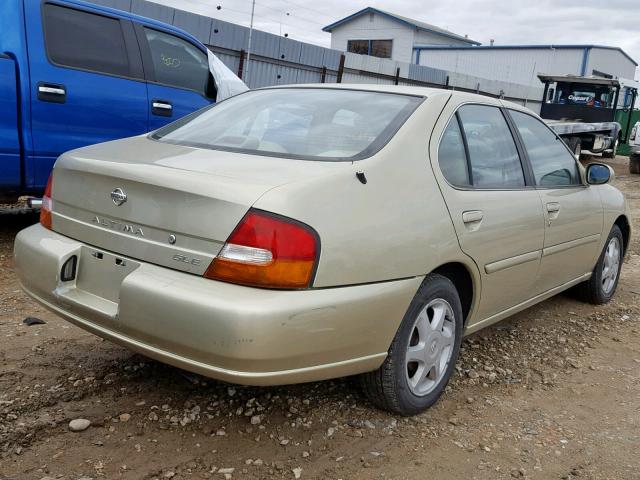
[355,171,367,184]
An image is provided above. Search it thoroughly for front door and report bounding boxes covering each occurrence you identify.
[506,109,603,291]
[432,102,545,321]
[26,2,148,189]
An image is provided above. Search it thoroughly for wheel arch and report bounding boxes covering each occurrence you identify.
[614,214,631,255]
[431,262,476,325]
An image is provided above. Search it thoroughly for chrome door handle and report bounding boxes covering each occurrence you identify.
[152,101,172,110]
[37,82,66,103]
[152,99,173,117]
[462,210,484,224]
[38,86,65,95]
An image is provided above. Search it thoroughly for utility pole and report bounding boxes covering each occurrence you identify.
[245,0,256,86]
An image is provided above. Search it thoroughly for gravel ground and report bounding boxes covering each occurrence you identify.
[1,158,639,480]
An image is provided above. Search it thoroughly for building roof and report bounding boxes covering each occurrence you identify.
[322,7,481,46]
[412,44,638,67]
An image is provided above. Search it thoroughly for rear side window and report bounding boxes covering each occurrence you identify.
[438,118,470,187]
[144,28,209,94]
[457,105,525,188]
[43,4,131,77]
[509,110,581,186]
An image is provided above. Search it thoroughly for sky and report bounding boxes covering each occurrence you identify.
[150,0,640,81]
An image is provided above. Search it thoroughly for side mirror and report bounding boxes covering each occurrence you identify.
[586,163,614,185]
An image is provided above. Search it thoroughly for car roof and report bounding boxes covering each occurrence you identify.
[268,83,451,98]
[267,84,512,106]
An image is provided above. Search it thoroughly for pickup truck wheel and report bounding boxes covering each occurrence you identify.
[602,137,619,159]
[630,154,640,174]
[359,274,463,415]
[572,225,623,304]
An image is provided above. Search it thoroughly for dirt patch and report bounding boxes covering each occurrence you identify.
[1,159,639,480]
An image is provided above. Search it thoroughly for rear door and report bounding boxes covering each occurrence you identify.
[26,1,148,189]
[506,109,603,291]
[431,101,545,322]
[134,24,213,130]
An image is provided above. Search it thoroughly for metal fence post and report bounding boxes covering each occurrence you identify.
[237,49,246,79]
[337,54,345,83]
[394,67,400,85]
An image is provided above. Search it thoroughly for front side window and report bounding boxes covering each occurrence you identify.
[43,4,131,77]
[144,28,209,94]
[509,110,581,187]
[457,105,525,188]
[152,88,422,161]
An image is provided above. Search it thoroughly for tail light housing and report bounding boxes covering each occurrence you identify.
[40,173,53,230]
[204,209,319,289]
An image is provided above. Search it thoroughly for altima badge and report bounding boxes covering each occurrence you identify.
[110,188,127,206]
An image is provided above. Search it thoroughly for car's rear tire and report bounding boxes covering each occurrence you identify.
[573,225,623,304]
[359,274,463,415]
[630,153,640,174]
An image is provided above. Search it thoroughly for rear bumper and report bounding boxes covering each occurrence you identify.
[14,224,421,385]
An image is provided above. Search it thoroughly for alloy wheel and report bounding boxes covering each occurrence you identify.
[405,298,456,396]
[602,236,621,295]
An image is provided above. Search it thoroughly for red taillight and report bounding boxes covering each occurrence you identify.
[40,173,53,230]
[204,209,319,289]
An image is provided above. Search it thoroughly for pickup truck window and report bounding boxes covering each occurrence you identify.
[43,4,131,77]
[144,28,209,95]
[509,110,581,187]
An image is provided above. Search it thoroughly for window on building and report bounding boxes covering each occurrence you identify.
[144,28,210,95]
[347,40,370,55]
[347,39,393,59]
[43,4,132,77]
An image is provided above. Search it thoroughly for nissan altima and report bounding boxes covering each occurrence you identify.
[14,85,630,415]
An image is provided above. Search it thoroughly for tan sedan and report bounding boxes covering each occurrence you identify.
[14,85,630,415]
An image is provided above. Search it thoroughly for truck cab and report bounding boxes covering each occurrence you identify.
[0,0,245,202]
[538,74,638,159]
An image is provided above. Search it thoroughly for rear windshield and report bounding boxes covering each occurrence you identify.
[151,88,423,161]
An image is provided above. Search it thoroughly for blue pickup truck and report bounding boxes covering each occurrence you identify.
[0,0,246,203]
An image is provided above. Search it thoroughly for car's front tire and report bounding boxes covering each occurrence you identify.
[360,274,463,415]
[574,225,624,304]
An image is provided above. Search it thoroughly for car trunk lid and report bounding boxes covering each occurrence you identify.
[50,135,345,275]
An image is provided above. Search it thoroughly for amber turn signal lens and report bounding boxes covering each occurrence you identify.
[40,173,53,230]
[204,209,319,289]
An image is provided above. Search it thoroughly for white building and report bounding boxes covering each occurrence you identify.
[414,45,638,85]
[323,7,479,64]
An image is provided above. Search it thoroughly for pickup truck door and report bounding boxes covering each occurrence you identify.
[134,24,213,131]
[25,2,148,189]
[506,109,603,292]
